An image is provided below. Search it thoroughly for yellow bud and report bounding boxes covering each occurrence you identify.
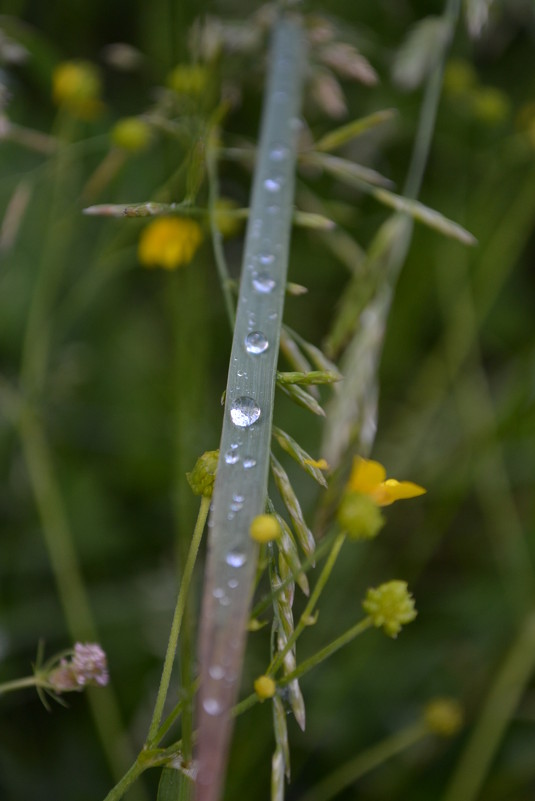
[52,61,103,119]
[186,450,218,497]
[254,675,276,700]
[111,117,151,152]
[424,698,463,737]
[250,514,281,544]
[167,64,209,95]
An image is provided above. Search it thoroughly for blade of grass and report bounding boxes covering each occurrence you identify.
[195,15,306,801]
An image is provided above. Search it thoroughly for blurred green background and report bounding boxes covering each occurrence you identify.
[1,1,535,800]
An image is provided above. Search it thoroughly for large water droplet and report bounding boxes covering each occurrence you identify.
[264,177,282,193]
[230,396,261,427]
[252,273,276,294]
[243,456,257,469]
[225,548,247,568]
[245,331,269,355]
[224,449,240,465]
[203,697,223,716]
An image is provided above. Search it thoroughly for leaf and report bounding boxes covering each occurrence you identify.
[313,109,397,153]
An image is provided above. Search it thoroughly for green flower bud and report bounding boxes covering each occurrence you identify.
[337,491,384,540]
[186,450,219,497]
[362,580,417,638]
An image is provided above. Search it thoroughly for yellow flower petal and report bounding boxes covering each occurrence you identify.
[373,479,427,507]
[347,457,386,493]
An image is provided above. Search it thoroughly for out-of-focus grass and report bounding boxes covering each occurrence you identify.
[1,2,535,801]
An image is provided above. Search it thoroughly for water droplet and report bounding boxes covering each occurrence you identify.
[237,369,247,378]
[268,311,278,321]
[259,251,275,265]
[264,177,282,193]
[225,548,247,568]
[228,578,239,589]
[270,143,289,162]
[212,587,225,599]
[243,456,257,469]
[230,396,261,427]
[224,449,240,465]
[233,493,245,503]
[203,697,223,716]
[252,273,276,294]
[245,331,269,355]
[209,665,225,680]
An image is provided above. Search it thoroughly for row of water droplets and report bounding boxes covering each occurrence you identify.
[204,110,300,716]
[228,137,292,437]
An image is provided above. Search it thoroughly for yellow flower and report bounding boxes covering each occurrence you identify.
[362,580,417,638]
[254,675,276,700]
[347,457,426,507]
[424,698,463,737]
[138,217,203,270]
[52,60,103,119]
[111,117,151,152]
[249,514,281,544]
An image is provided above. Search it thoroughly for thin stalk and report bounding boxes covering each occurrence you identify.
[443,611,535,801]
[147,496,210,745]
[279,616,373,686]
[300,720,427,801]
[195,15,306,801]
[267,533,346,677]
[0,675,45,695]
[17,403,140,794]
[206,130,235,328]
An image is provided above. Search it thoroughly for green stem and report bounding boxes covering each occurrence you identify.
[300,720,427,801]
[206,131,235,329]
[147,496,210,745]
[403,0,462,199]
[443,611,535,801]
[268,533,346,677]
[102,758,148,801]
[0,675,42,695]
[17,403,141,793]
[279,616,373,685]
